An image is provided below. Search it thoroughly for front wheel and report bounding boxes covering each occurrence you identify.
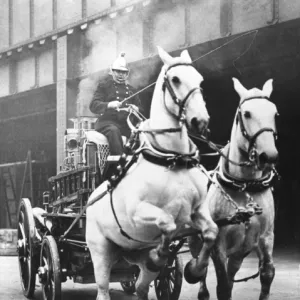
[154,255,183,300]
[39,236,61,300]
[17,198,38,298]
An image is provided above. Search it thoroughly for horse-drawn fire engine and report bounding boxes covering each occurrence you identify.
[17,107,184,300]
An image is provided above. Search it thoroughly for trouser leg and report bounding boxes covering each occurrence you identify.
[97,124,123,155]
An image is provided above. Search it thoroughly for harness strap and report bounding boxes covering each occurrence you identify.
[109,190,153,244]
[142,149,199,169]
[216,165,276,192]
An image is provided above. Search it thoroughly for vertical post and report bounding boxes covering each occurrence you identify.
[220,0,232,37]
[8,0,13,46]
[184,0,191,47]
[28,150,34,206]
[20,151,30,200]
[30,0,34,37]
[2,175,12,228]
[53,0,57,30]
[82,0,87,19]
[56,36,68,173]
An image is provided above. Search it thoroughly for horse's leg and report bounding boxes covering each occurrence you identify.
[87,234,121,300]
[188,235,210,300]
[136,258,160,300]
[184,204,218,284]
[227,253,244,300]
[124,249,160,300]
[211,246,232,300]
[133,202,177,271]
[257,234,275,300]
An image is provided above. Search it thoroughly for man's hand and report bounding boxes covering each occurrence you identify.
[108,100,121,110]
[130,104,139,112]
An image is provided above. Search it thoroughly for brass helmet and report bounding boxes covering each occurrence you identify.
[110,52,129,83]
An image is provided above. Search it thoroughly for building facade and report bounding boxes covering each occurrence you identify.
[0,0,300,244]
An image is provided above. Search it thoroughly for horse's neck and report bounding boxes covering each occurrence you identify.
[148,71,190,153]
[227,125,263,180]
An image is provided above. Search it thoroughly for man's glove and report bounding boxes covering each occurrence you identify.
[130,104,139,112]
[108,101,121,110]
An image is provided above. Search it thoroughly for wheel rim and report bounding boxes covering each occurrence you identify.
[120,270,138,294]
[41,243,55,299]
[17,201,35,295]
[40,236,61,300]
[121,281,135,289]
[154,256,181,300]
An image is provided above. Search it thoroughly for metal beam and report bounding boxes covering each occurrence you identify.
[0,109,56,124]
[0,0,146,56]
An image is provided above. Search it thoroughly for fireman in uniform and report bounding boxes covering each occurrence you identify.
[89,53,142,155]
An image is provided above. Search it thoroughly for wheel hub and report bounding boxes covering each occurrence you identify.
[38,266,48,284]
[17,239,25,257]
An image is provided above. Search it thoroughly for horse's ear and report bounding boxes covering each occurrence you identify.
[180,50,192,63]
[262,79,273,98]
[232,77,248,99]
[157,46,173,66]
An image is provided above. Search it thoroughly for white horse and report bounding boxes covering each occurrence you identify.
[187,78,279,300]
[86,47,218,300]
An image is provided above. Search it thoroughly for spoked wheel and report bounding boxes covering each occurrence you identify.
[154,255,183,300]
[17,198,38,298]
[120,280,136,294]
[39,236,61,300]
[120,269,139,294]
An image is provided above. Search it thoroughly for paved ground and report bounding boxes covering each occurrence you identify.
[0,245,299,300]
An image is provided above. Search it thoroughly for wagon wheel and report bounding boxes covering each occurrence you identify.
[120,269,139,294]
[39,236,61,300]
[17,198,38,298]
[154,255,183,300]
[120,280,136,294]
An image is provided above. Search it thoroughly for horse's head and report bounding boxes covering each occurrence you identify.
[232,78,279,170]
[156,46,209,134]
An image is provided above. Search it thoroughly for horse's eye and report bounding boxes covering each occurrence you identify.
[172,76,180,84]
[244,111,251,118]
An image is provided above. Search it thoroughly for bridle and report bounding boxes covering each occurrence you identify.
[237,96,278,163]
[162,63,202,125]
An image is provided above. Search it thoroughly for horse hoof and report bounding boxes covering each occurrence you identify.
[184,261,206,284]
[198,290,210,300]
[146,258,163,272]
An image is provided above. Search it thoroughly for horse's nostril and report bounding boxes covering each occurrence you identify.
[191,117,208,129]
[259,152,278,165]
[259,153,268,165]
[191,117,199,128]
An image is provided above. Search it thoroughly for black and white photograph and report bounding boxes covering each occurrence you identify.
[0,1,299,299]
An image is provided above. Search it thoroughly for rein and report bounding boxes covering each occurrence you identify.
[189,133,253,167]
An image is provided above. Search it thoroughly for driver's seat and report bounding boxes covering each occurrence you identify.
[82,130,127,178]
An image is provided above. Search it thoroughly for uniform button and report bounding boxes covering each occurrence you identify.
[126,92,129,94]
[126,86,129,90]
[116,91,119,93]
[117,97,120,99]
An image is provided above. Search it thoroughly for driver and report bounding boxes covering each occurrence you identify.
[89,52,142,155]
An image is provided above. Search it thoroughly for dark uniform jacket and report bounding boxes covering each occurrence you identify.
[89,77,141,131]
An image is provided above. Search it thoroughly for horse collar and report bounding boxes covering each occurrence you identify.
[217,148,277,192]
[141,133,200,169]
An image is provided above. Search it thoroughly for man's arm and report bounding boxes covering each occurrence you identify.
[89,82,109,115]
